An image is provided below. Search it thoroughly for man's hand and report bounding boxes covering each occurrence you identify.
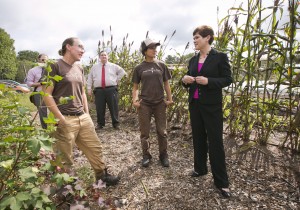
[133,99,142,108]
[87,90,92,96]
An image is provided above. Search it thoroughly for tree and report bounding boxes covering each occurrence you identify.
[165,53,194,65]
[0,28,17,79]
[15,60,35,83]
[165,55,178,64]
[16,50,39,82]
[17,50,39,62]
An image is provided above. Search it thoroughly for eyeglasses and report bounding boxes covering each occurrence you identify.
[74,44,85,51]
[41,59,46,62]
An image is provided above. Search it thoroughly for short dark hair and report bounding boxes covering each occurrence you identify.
[58,37,77,56]
[38,54,47,59]
[193,25,214,45]
[140,41,147,56]
[98,50,107,55]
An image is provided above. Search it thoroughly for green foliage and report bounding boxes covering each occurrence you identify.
[15,50,40,82]
[15,60,36,83]
[165,53,194,64]
[17,50,39,62]
[216,0,300,151]
[0,86,56,209]
[0,28,17,79]
[0,65,93,208]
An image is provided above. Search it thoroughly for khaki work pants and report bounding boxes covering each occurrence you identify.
[52,113,105,176]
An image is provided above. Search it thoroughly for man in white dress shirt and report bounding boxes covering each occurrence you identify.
[87,51,126,130]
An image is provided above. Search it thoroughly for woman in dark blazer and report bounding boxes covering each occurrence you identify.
[182,25,232,198]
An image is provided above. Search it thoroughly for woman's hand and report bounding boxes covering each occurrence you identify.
[195,76,208,85]
[182,75,196,84]
[164,100,174,106]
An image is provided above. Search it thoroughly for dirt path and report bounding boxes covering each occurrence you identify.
[73,110,299,209]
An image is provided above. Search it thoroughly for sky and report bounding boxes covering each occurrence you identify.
[0,0,298,64]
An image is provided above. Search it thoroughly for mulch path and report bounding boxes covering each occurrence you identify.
[60,109,300,209]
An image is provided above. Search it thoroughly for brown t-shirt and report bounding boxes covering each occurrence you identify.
[49,59,85,115]
[132,60,171,105]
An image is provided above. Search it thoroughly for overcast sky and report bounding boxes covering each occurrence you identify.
[0,0,297,64]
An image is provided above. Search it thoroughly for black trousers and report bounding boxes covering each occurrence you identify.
[94,86,119,127]
[34,94,47,129]
[189,99,229,188]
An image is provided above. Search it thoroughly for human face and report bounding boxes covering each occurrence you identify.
[38,55,48,63]
[99,52,108,64]
[193,33,210,51]
[69,39,85,61]
[145,44,158,59]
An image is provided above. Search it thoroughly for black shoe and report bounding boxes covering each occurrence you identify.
[113,124,120,130]
[96,169,120,186]
[160,157,170,167]
[95,125,103,130]
[190,170,207,177]
[141,156,152,167]
[218,188,231,198]
[190,171,201,177]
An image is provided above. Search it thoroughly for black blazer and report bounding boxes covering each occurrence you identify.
[183,49,232,104]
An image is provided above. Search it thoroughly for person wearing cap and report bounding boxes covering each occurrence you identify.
[42,37,120,186]
[182,25,232,198]
[132,38,173,168]
[26,54,48,129]
[87,50,126,130]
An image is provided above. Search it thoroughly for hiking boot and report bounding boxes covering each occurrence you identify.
[141,155,152,167]
[160,157,170,167]
[96,169,120,186]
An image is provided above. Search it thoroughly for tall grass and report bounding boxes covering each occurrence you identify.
[88,0,300,152]
[216,0,300,152]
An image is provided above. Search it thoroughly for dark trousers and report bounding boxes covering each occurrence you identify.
[34,94,47,129]
[138,101,168,159]
[94,87,119,127]
[189,99,229,188]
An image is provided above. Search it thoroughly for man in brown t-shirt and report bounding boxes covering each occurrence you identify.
[132,38,173,168]
[43,37,120,186]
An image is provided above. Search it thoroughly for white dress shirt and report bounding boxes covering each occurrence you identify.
[87,62,126,90]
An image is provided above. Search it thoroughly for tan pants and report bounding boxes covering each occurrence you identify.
[52,113,105,176]
[138,101,168,159]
